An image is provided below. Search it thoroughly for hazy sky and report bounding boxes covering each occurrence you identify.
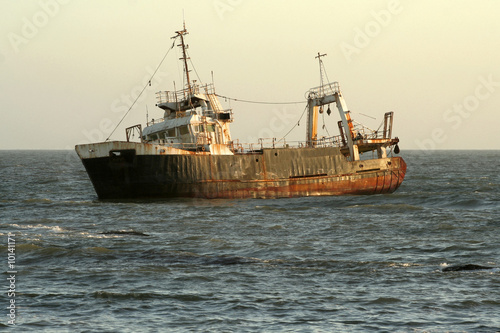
[1,0,499,150]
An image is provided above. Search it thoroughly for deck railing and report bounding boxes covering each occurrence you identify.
[143,115,393,152]
[227,135,347,153]
[146,128,395,154]
[144,136,346,153]
[307,82,340,99]
[156,83,216,105]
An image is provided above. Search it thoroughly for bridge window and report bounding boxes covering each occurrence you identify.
[179,125,190,135]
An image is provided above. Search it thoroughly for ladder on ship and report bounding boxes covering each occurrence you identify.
[206,93,223,112]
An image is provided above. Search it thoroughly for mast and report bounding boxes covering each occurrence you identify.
[316,52,327,96]
[306,53,360,160]
[306,53,327,148]
[173,23,192,95]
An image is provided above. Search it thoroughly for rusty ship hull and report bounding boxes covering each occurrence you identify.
[76,142,406,200]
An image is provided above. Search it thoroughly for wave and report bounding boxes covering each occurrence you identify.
[368,297,402,304]
[0,243,43,252]
[254,204,314,213]
[344,203,423,211]
[440,263,498,272]
[11,244,116,264]
[21,198,54,204]
[443,198,486,209]
[133,250,433,272]
[100,230,149,237]
[15,198,95,206]
[10,223,66,232]
[33,178,59,185]
[92,291,161,300]
[8,223,151,240]
[85,246,114,254]
[92,291,209,302]
[139,250,264,266]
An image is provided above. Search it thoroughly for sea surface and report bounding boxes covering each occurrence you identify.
[0,149,499,332]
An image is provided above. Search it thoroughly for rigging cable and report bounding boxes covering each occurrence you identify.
[105,37,177,141]
[214,94,305,105]
[321,110,331,137]
[318,55,332,136]
[278,104,308,142]
[186,49,203,85]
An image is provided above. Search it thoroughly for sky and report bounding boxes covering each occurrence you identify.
[1,0,499,150]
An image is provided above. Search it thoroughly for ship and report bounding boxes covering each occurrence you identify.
[75,25,406,200]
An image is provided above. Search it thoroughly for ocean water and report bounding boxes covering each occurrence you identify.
[0,149,499,332]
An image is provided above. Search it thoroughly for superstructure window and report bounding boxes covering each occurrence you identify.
[206,124,215,132]
[179,125,190,135]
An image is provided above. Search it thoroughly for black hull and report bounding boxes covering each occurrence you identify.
[78,146,406,199]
